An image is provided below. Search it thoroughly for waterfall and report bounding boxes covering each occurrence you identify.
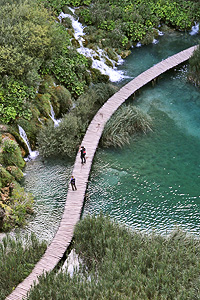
[18,125,39,160]
[58,11,126,82]
[190,22,199,35]
[49,104,60,127]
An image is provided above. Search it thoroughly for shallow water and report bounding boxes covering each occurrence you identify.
[16,157,72,242]
[10,30,200,241]
[83,32,200,236]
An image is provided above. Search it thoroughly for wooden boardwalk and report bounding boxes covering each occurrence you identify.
[6,45,197,300]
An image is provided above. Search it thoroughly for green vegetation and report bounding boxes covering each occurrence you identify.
[0,136,34,231]
[26,214,200,299]
[188,44,200,86]
[37,83,118,158]
[41,0,200,50]
[101,105,152,148]
[0,0,199,231]
[0,233,47,300]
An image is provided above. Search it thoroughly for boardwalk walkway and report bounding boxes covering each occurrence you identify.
[6,45,197,300]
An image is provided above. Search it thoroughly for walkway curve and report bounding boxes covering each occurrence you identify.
[6,45,197,300]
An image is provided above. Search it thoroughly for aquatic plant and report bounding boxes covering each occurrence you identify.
[26,214,200,300]
[0,233,47,300]
[101,105,152,148]
[188,44,200,86]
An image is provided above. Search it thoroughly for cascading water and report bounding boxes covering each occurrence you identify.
[18,125,39,160]
[190,22,199,35]
[49,104,60,127]
[58,11,126,82]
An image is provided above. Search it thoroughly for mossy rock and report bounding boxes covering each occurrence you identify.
[50,86,72,117]
[104,57,114,68]
[34,93,51,118]
[0,166,14,187]
[66,29,74,38]
[1,138,25,169]
[90,68,109,83]
[6,166,23,182]
[71,38,80,48]
[105,48,119,62]
[62,5,74,15]
[61,17,73,29]
[120,50,131,59]
[38,75,56,94]
[141,32,154,45]
[16,118,39,150]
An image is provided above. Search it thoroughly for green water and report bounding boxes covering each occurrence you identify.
[17,158,72,242]
[11,30,200,241]
[83,32,200,236]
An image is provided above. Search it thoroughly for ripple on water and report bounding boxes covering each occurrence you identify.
[15,157,73,243]
[83,68,200,237]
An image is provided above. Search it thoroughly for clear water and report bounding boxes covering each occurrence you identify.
[4,30,199,242]
[16,157,72,242]
[83,31,200,236]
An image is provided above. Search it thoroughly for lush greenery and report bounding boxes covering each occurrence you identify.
[188,44,200,86]
[0,136,34,231]
[101,104,152,148]
[26,214,200,299]
[41,0,200,50]
[37,83,118,158]
[0,233,47,300]
[0,0,94,125]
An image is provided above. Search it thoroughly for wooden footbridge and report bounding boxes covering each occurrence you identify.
[6,45,197,300]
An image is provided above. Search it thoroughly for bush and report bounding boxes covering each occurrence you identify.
[2,139,25,169]
[0,233,47,300]
[37,83,117,158]
[26,214,200,300]
[37,115,81,158]
[0,182,34,231]
[188,44,200,86]
[101,105,152,148]
[6,166,24,182]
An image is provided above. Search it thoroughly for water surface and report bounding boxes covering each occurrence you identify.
[83,32,200,236]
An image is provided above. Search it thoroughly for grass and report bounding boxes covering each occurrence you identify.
[26,214,200,300]
[0,233,47,300]
[101,104,152,148]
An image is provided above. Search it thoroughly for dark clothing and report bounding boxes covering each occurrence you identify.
[70,177,77,191]
[80,147,86,164]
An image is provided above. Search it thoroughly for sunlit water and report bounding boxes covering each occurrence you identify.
[15,157,72,243]
[83,31,200,236]
[3,30,199,242]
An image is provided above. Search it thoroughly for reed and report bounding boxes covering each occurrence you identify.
[101,104,152,148]
[0,233,47,300]
[26,214,200,300]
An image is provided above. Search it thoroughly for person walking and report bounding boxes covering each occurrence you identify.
[80,146,86,164]
[70,175,77,191]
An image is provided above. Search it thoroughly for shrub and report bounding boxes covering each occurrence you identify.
[6,166,24,182]
[37,83,117,158]
[0,233,47,300]
[101,104,152,148]
[26,214,200,300]
[37,115,81,158]
[49,85,72,117]
[2,139,25,169]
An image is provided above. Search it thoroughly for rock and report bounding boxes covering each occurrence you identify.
[1,186,10,203]
[0,205,5,229]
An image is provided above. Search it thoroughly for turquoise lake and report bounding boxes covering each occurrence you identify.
[83,31,200,236]
[16,30,200,241]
